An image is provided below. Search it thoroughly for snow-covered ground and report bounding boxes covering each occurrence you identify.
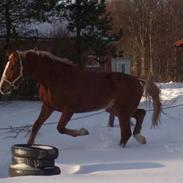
[1,82,183,183]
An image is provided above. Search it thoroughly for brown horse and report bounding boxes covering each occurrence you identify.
[0,49,161,147]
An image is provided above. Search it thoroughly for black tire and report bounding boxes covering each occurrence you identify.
[12,156,55,168]
[9,165,61,177]
[11,144,59,160]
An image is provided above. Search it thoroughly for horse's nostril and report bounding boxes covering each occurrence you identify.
[0,90,4,95]
[0,83,11,95]
[0,86,6,95]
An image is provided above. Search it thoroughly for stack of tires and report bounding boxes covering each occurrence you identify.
[9,144,61,177]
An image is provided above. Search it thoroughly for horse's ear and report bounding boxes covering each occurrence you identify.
[6,44,15,57]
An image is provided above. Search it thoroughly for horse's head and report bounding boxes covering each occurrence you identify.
[0,50,23,95]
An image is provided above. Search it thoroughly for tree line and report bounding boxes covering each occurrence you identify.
[0,0,118,66]
[109,0,183,81]
[1,0,182,81]
[0,0,183,100]
[0,0,119,100]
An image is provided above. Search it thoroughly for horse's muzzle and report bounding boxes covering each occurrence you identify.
[0,82,12,95]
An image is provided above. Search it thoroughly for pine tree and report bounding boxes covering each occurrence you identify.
[63,0,117,66]
[0,0,60,100]
[0,0,58,44]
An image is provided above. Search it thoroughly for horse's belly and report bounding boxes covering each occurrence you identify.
[39,79,115,113]
[73,98,115,113]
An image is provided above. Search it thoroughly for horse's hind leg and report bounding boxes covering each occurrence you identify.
[108,113,115,127]
[132,109,146,144]
[57,107,89,137]
[27,104,53,144]
[117,109,132,147]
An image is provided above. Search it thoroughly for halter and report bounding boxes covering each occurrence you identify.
[0,51,23,94]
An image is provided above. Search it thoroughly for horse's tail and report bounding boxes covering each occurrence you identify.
[139,78,162,127]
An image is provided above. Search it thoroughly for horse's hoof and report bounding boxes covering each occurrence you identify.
[119,142,126,148]
[108,123,114,127]
[79,128,89,136]
[121,144,126,148]
[134,134,146,144]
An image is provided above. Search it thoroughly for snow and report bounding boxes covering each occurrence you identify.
[1,82,183,182]
[10,164,36,170]
[32,145,54,150]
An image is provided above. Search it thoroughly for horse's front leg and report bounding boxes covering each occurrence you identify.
[57,107,89,137]
[27,104,53,144]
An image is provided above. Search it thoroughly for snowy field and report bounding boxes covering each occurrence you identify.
[0,82,183,183]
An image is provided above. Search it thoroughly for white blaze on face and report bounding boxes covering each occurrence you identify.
[0,52,23,95]
[0,53,14,88]
[0,61,10,88]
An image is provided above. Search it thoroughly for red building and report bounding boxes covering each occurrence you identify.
[85,54,131,74]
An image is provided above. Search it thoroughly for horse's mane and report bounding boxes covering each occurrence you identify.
[19,49,75,66]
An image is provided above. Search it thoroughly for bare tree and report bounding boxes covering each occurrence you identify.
[108,0,183,81]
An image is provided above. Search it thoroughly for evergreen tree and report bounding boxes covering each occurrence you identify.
[0,0,58,44]
[0,0,60,100]
[0,0,61,69]
[63,0,117,66]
